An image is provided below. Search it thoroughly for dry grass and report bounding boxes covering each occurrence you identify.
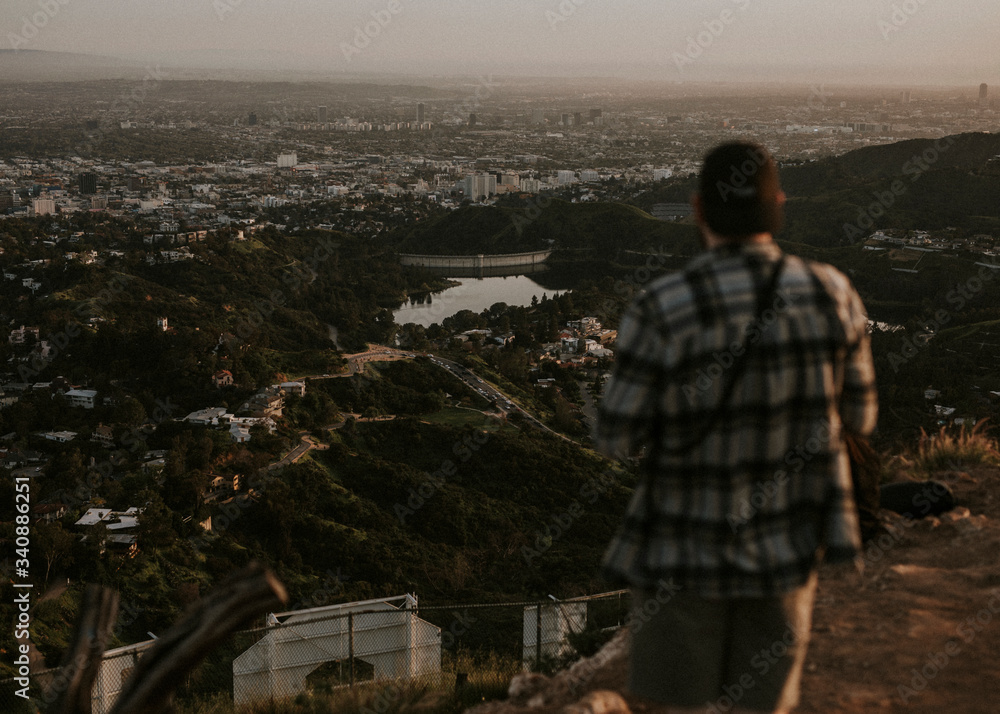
[174,650,520,714]
[909,421,1000,475]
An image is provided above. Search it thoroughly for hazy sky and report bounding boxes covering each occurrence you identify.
[2,0,997,85]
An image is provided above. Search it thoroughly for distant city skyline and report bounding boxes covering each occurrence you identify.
[1,0,997,86]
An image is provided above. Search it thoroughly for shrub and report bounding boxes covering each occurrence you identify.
[911,421,1000,474]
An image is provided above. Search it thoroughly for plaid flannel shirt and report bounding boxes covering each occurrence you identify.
[596,241,877,597]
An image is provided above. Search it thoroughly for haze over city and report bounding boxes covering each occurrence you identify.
[2,0,998,85]
[3,0,1000,711]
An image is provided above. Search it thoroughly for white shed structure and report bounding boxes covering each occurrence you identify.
[90,639,156,714]
[233,594,441,707]
[522,601,587,668]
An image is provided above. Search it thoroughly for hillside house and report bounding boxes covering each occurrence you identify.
[91,424,115,448]
[184,407,230,426]
[9,326,39,344]
[41,431,77,443]
[65,389,98,409]
[279,381,306,397]
[32,503,67,523]
[74,506,143,557]
[248,393,283,418]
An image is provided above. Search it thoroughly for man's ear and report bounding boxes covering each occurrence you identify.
[691,193,704,225]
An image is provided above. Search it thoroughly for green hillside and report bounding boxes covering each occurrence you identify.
[634,132,1000,248]
[390,199,698,259]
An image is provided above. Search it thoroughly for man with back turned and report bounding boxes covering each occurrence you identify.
[595,141,877,713]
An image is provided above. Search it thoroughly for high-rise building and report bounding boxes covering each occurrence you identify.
[78,172,97,195]
[277,152,298,168]
[557,170,576,185]
[127,176,145,192]
[463,173,497,201]
[561,113,571,126]
[589,108,602,121]
[317,106,328,123]
[32,197,56,216]
[900,90,911,104]
[248,112,258,126]
[979,83,989,105]
[468,113,477,127]
[531,108,545,125]
[417,103,425,124]
[573,112,583,127]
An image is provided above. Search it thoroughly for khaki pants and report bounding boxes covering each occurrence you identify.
[629,572,818,712]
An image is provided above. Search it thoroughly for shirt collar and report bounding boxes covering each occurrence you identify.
[693,239,783,266]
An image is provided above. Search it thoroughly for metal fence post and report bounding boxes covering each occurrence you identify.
[349,612,355,687]
[535,604,542,669]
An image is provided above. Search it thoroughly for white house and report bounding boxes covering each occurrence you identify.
[230,423,251,443]
[65,389,98,409]
[279,381,306,397]
[184,407,231,426]
[233,594,441,707]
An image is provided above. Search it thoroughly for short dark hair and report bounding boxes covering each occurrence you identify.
[698,142,783,238]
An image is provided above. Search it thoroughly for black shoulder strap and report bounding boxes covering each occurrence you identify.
[636,254,787,580]
[662,254,787,456]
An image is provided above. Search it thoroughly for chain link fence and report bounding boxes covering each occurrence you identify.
[3,591,630,713]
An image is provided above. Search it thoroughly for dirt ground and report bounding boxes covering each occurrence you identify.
[471,466,1000,714]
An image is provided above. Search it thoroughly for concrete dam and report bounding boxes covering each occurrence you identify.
[398,249,552,277]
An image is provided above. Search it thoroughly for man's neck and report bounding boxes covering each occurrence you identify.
[701,230,774,251]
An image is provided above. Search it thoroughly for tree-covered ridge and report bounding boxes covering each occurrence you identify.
[0,220,455,409]
[0,353,634,678]
[390,199,697,258]
[634,132,1000,248]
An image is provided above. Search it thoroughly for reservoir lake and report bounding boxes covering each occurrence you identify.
[393,275,553,328]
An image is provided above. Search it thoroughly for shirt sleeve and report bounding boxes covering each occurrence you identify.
[594,293,667,460]
[839,285,878,437]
